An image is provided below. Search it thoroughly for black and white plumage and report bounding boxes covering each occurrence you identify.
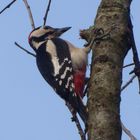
[28,26,88,123]
[36,38,75,99]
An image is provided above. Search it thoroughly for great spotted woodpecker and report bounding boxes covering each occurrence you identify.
[28,26,91,124]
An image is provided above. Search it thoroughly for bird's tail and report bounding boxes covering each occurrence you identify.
[76,96,87,125]
[66,93,87,125]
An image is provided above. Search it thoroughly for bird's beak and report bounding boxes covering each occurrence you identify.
[54,27,71,36]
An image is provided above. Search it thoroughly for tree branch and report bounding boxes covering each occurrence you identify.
[86,0,132,139]
[66,102,86,140]
[22,0,35,29]
[0,0,16,14]
[15,42,36,57]
[128,18,140,93]
[121,75,136,92]
[120,74,137,139]
[123,63,134,68]
[43,0,52,26]
[121,122,137,140]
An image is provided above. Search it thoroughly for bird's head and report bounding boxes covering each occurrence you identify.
[28,26,71,50]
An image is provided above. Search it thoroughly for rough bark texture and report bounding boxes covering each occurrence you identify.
[83,0,132,140]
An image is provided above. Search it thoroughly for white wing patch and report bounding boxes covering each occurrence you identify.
[60,67,72,79]
[51,57,61,76]
[46,40,72,76]
[59,80,62,85]
[46,40,61,76]
[46,39,76,96]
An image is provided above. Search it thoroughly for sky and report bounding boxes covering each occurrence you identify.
[0,0,140,140]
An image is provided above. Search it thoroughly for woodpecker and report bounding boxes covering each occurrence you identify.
[28,26,91,124]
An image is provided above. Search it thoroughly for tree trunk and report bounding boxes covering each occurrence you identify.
[83,0,132,140]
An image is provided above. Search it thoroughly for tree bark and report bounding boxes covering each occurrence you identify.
[82,0,132,140]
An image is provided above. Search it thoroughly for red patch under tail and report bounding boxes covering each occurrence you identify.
[73,65,86,98]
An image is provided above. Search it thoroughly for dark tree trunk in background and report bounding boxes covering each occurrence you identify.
[82,0,132,140]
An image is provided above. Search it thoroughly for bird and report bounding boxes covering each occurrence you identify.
[28,26,92,124]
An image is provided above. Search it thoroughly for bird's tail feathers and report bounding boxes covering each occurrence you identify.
[76,96,87,125]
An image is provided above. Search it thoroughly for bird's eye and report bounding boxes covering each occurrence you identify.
[42,31,54,37]
[31,36,41,42]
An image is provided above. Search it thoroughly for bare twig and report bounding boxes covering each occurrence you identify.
[22,0,35,29]
[121,75,136,92]
[43,0,52,26]
[128,19,140,93]
[15,42,36,57]
[83,28,111,49]
[121,75,138,139]
[123,63,134,68]
[0,0,16,14]
[66,102,86,140]
[121,122,137,140]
